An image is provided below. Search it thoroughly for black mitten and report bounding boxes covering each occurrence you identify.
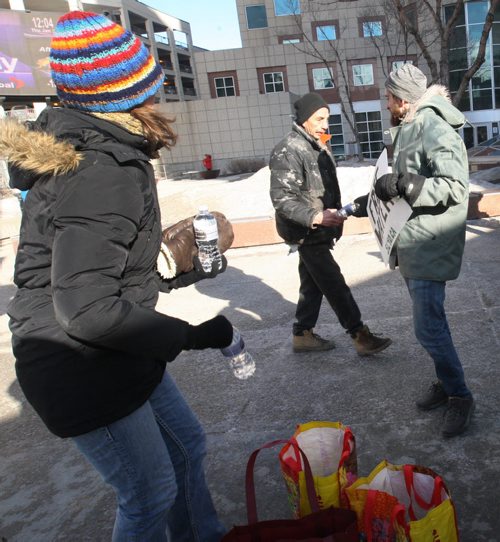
[159,255,228,292]
[374,173,400,201]
[185,315,233,350]
[193,255,228,277]
[352,194,369,217]
[397,172,425,205]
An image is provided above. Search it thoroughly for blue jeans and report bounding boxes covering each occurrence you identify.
[72,371,225,542]
[405,278,471,398]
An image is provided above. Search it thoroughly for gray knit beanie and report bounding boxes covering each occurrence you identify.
[385,64,427,103]
[294,92,329,125]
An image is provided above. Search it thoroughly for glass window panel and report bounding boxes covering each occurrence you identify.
[363,21,383,37]
[330,114,341,124]
[493,45,500,65]
[264,73,273,83]
[472,65,492,89]
[494,67,500,85]
[496,88,500,107]
[224,77,233,86]
[357,122,368,132]
[246,5,268,29]
[330,124,343,135]
[493,23,500,44]
[450,26,467,49]
[359,132,369,142]
[355,112,367,123]
[472,89,493,110]
[274,73,283,83]
[274,0,300,16]
[444,4,466,26]
[312,67,334,89]
[226,87,235,97]
[317,25,336,40]
[467,1,489,25]
[265,83,274,93]
[392,60,413,71]
[282,38,301,44]
[216,88,225,97]
[352,64,374,86]
[449,70,466,92]
[367,111,381,121]
[331,135,344,145]
[368,121,382,131]
[448,48,468,71]
[275,81,284,91]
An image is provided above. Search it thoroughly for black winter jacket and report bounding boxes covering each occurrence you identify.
[269,123,343,245]
[4,108,193,438]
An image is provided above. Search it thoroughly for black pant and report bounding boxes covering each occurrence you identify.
[293,243,363,336]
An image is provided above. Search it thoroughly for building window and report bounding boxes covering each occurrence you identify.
[311,21,338,41]
[355,111,384,159]
[246,5,268,29]
[312,67,334,89]
[352,64,374,86]
[328,114,345,160]
[274,0,300,16]
[362,21,383,37]
[214,76,235,97]
[446,0,499,112]
[392,59,414,72]
[263,71,284,93]
[278,34,302,44]
[318,25,336,40]
[208,71,239,99]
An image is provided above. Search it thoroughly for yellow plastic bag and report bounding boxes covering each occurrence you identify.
[279,421,358,518]
[345,460,459,542]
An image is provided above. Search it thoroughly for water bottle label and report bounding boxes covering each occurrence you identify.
[194,220,218,242]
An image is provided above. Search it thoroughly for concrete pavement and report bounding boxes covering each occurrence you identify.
[1,177,500,540]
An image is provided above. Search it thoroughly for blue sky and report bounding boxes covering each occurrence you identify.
[141,0,242,51]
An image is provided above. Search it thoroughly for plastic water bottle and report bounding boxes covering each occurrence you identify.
[336,202,359,218]
[221,327,256,380]
[193,206,223,273]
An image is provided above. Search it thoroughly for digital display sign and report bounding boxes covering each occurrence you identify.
[0,9,65,96]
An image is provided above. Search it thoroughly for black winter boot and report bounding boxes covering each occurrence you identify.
[416,381,448,411]
[442,396,475,438]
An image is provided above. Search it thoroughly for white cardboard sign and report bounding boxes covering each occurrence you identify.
[367,149,413,266]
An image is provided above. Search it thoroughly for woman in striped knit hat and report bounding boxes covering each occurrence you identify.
[2,11,233,541]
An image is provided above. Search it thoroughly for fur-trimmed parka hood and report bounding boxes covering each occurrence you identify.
[0,117,82,189]
[403,84,465,129]
[0,107,149,191]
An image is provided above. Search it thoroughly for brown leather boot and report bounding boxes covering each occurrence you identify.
[293,329,336,353]
[352,325,391,356]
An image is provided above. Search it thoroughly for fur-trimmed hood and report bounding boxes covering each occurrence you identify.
[403,84,465,128]
[0,118,82,185]
[0,107,149,191]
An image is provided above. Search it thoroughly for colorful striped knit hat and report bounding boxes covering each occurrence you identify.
[50,11,164,112]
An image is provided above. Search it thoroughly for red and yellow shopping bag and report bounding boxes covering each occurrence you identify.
[279,421,357,518]
[345,460,459,542]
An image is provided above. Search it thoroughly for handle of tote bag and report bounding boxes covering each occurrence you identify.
[403,464,445,521]
[338,427,355,467]
[245,439,320,525]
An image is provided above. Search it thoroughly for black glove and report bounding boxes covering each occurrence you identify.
[352,194,369,217]
[193,254,228,277]
[159,255,227,292]
[396,172,425,205]
[374,173,399,201]
[185,315,233,350]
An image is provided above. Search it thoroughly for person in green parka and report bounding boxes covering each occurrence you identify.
[374,63,474,438]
